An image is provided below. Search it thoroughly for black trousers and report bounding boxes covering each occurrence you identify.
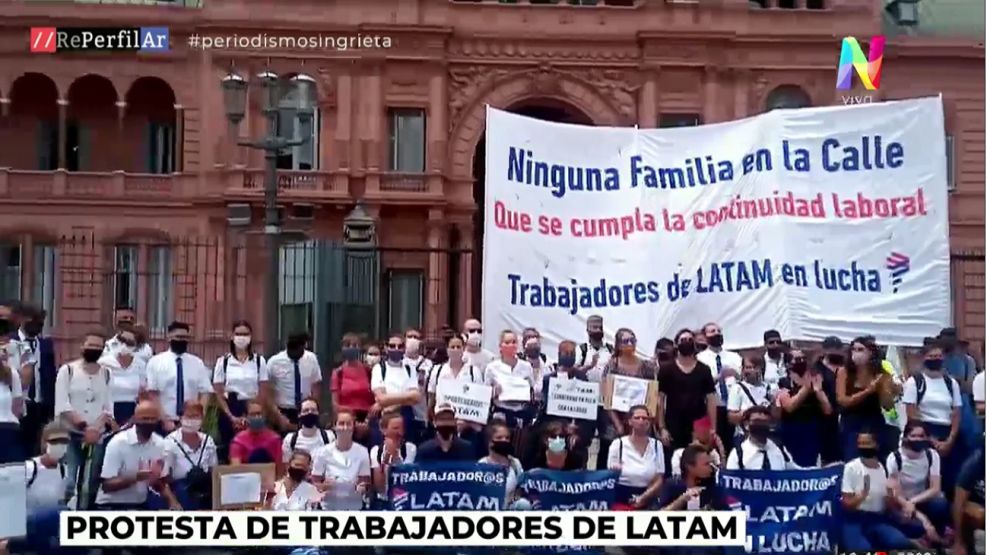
[20,400,49,457]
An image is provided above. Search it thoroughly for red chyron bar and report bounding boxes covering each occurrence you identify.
[30,27,169,53]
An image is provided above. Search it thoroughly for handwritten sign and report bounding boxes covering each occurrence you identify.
[436,380,493,425]
[545,378,599,421]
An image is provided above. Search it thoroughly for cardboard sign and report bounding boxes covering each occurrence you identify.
[211,463,277,510]
[602,374,658,414]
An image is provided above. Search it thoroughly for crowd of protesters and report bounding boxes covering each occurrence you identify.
[0,300,983,555]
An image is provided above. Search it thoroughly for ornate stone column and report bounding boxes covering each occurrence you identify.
[57,98,68,170]
[174,104,184,173]
[732,69,750,121]
[454,219,475,324]
[637,67,659,128]
[703,66,721,124]
[425,209,449,333]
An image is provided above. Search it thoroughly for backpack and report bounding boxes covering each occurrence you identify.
[913,373,957,406]
[171,435,212,507]
[376,442,408,466]
[735,440,790,470]
[891,448,935,488]
[27,458,65,488]
[221,353,262,381]
[379,361,413,381]
[289,428,331,451]
[428,363,478,392]
[578,342,614,367]
[737,382,760,407]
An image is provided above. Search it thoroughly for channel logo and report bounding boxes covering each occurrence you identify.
[886,251,910,294]
[30,27,169,53]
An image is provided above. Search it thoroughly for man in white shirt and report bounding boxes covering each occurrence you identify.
[145,321,212,433]
[103,307,154,365]
[973,370,985,417]
[724,407,800,471]
[96,400,167,509]
[697,322,743,442]
[403,336,432,444]
[12,303,56,457]
[762,330,787,386]
[371,335,422,446]
[267,332,322,430]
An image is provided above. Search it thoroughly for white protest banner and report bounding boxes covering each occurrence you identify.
[482,97,950,354]
[436,380,493,424]
[545,377,599,421]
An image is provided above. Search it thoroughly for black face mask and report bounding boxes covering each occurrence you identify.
[169,339,188,355]
[588,331,604,342]
[858,447,879,460]
[436,425,457,441]
[23,322,43,337]
[790,360,807,375]
[135,422,157,440]
[287,467,308,482]
[287,347,304,361]
[490,441,514,457]
[0,318,10,337]
[766,347,782,358]
[677,341,696,357]
[299,413,320,429]
[708,334,724,348]
[826,353,845,366]
[82,349,102,363]
[748,422,771,441]
[657,351,673,363]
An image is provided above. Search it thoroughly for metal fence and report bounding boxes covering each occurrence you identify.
[9,234,474,368]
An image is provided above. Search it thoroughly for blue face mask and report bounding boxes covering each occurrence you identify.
[558,355,576,368]
[341,347,360,362]
[547,436,567,454]
[387,350,403,363]
[248,417,266,431]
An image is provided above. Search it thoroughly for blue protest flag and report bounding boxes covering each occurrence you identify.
[388,462,508,511]
[719,466,843,555]
[516,469,618,555]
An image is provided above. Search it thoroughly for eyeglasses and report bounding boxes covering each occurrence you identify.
[620,338,637,345]
[388,343,403,349]
[467,328,482,333]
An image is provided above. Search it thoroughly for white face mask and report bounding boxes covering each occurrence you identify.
[233,336,251,350]
[46,443,68,461]
[851,352,869,366]
[181,418,202,433]
[466,334,482,347]
[116,344,133,356]
[365,355,380,367]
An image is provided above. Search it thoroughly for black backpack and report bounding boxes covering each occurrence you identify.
[734,440,790,470]
[891,448,935,488]
[171,436,212,507]
[428,363,478,392]
[578,342,614,367]
[379,361,413,381]
[221,353,262,380]
[913,373,957,406]
[289,428,331,451]
[27,458,65,487]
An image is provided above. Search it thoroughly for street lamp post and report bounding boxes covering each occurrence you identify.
[222,71,315,356]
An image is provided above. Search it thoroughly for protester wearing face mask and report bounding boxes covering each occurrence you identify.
[479,423,524,504]
[427,336,485,457]
[725,407,801,471]
[840,430,926,550]
[607,405,665,509]
[485,330,536,430]
[55,331,115,497]
[838,337,896,460]
[657,329,717,471]
[370,412,417,507]
[13,303,56,459]
[775,348,834,467]
[953,448,985,555]
[311,409,371,511]
[103,307,154,365]
[762,330,787,386]
[653,337,675,366]
[146,321,212,434]
[95,400,167,512]
[98,329,146,426]
[330,333,375,440]
[727,357,772,436]
[213,320,270,459]
[402,332,433,445]
[523,335,551,406]
[267,332,323,431]
[903,341,965,495]
[462,319,495,370]
[532,421,585,471]
[282,398,335,463]
[267,450,321,511]
[417,403,475,462]
[814,336,845,465]
[155,400,216,510]
[886,422,951,546]
[7,423,73,555]
[529,341,595,466]
[658,445,736,555]
[670,417,723,478]
[696,323,743,443]
[230,400,284,475]
[370,334,422,448]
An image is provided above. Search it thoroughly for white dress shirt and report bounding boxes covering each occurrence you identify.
[727,381,772,418]
[98,354,147,405]
[54,360,113,428]
[0,366,23,424]
[312,442,371,510]
[271,479,320,511]
[725,438,801,471]
[163,430,218,481]
[213,353,269,400]
[842,458,890,513]
[607,436,665,488]
[403,356,433,422]
[902,374,963,425]
[96,427,168,505]
[973,371,985,405]
[371,361,418,396]
[267,350,322,409]
[697,349,743,406]
[484,359,535,412]
[103,336,154,366]
[145,351,212,421]
[580,342,612,385]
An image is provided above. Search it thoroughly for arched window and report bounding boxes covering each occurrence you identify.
[765,85,812,111]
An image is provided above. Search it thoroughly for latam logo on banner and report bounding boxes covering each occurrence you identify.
[482,97,950,351]
[886,252,911,293]
[30,27,169,53]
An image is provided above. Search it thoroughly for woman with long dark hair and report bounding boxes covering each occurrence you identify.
[837,337,896,460]
[776,347,834,467]
[601,328,658,471]
[213,320,269,460]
